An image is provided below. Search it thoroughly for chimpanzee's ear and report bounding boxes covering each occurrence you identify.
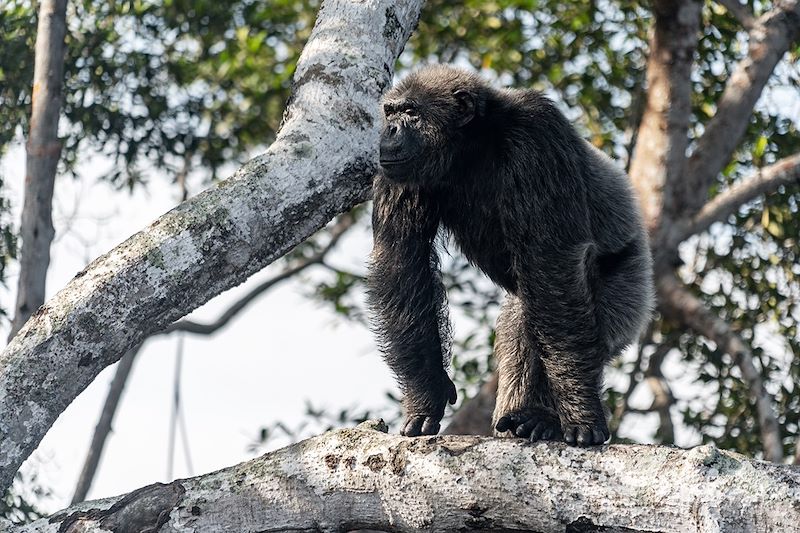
[453,89,477,127]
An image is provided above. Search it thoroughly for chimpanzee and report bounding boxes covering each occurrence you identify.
[366,65,653,446]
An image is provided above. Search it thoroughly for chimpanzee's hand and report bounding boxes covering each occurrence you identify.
[400,373,457,437]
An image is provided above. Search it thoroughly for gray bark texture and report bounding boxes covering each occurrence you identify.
[9,0,68,339]
[0,0,424,495]
[7,424,800,533]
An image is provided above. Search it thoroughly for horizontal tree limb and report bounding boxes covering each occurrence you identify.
[668,151,800,247]
[0,0,425,494]
[8,423,800,532]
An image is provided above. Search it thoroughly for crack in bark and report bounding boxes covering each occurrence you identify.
[51,481,185,533]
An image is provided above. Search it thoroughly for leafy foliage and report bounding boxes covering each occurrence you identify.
[0,0,320,188]
[0,472,47,524]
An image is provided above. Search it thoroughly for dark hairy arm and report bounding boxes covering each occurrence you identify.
[366,177,456,436]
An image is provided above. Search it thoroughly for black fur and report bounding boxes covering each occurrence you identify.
[367,65,654,445]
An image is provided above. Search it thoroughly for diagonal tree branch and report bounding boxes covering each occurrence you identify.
[669,151,800,247]
[715,0,756,30]
[10,426,800,532]
[69,215,356,503]
[0,0,425,495]
[657,274,783,462]
[165,213,356,335]
[684,0,800,215]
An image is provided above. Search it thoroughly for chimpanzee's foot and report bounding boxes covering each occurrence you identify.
[562,421,609,447]
[495,406,562,441]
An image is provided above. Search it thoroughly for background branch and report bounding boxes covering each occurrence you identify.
[657,275,783,462]
[627,0,701,273]
[70,346,141,505]
[443,373,498,436]
[671,152,800,246]
[9,0,68,339]
[684,1,800,214]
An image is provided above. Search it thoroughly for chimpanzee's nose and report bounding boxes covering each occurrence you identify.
[380,124,405,162]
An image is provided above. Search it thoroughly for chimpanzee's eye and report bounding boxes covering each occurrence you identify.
[404,105,418,117]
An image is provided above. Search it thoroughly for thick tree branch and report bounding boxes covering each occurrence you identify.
[668,152,800,247]
[627,0,701,273]
[657,275,783,462]
[69,215,356,503]
[0,0,424,494]
[9,0,68,338]
[9,426,800,532]
[165,213,356,335]
[684,0,800,214]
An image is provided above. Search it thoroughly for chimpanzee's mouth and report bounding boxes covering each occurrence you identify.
[379,157,412,167]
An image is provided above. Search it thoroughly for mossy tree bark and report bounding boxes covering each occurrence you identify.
[9,424,800,533]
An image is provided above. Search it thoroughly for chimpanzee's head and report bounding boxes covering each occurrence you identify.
[379,65,487,185]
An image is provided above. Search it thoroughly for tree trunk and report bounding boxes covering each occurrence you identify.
[627,0,700,267]
[8,424,800,533]
[0,0,424,495]
[9,0,68,339]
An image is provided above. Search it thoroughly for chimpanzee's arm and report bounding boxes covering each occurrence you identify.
[366,177,456,436]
